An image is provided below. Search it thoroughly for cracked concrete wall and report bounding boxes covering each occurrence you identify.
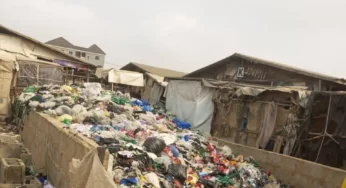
[215,138,346,188]
[20,112,108,188]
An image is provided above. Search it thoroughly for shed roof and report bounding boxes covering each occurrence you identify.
[121,62,186,77]
[0,25,96,67]
[185,53,346,85]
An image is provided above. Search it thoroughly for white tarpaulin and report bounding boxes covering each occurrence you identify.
[166,80,214,133]
[108,69,144,87]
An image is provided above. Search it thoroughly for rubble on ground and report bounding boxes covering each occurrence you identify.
[14,83,290,188]
[0,132,53,188]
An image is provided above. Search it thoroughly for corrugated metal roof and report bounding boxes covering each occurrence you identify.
[0,25,96,67]
[146,73,168,87]
[185,52,346,86]
[121,62,186,77]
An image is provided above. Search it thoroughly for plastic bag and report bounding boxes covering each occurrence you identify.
[154,155,172,170]
[113,169,124,182]
[139,112,156,125]
[198,178,215,188]
[157,133,177,145]
[29,95,45,103]
[143,137,166,155]
[18,93,35,102]
[176,140,193,151]
[23,85,37,93]
[145,172,160,188]
[133,153,152,170]
[28,101,39,108]
[61,85,73,93]
[71,105,88,123]
[220,145,233,156]
[107,103,125,114]
[173,118,191,129]
[97,137,119,145]
[83,82,102,100]
[38,101,56,109]
[143,105,152,112]
[55,105,72,116]
[167,164,187,182]
[112,96,130,105]
[71,104,87,116]
[57,114,73,123]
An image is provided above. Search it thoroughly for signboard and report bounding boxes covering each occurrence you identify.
[237,67,244,78]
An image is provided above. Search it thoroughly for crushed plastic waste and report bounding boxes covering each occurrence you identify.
[15,83,290,188]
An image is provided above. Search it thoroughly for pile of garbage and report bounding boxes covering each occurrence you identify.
[15,83,289,188]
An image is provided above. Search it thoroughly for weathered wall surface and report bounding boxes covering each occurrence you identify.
[47,45,105,67]
[191,58,341,90]
[0,33,68,61]
[212,100,289,148]
[20,112,108,188]
[214,138,346,188]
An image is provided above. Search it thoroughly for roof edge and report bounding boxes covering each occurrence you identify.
[0,25,97,68]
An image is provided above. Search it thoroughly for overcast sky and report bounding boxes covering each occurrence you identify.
[1,0,346,77]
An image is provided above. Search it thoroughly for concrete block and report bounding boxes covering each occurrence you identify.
[0,134,21,143]
[0,158,25,184]
[0,176,41,188]
[0,140,24,158]
[19,148,32,166]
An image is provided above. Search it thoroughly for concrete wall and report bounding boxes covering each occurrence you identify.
[20,112,109,188]
[214,138,346,188]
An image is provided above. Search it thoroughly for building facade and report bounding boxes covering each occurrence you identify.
[185,53,346,91]
[46,37,106,67]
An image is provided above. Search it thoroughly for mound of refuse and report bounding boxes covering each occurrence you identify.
[13,83,289,188]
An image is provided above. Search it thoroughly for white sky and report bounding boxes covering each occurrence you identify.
[1,0,346,78]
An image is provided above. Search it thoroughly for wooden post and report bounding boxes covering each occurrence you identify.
[72,69,75,84]
[111,83,114,91]
[64,68,68,85]
[37,64,40,85]
[315,95,332,162]
[318,80,322,91]
[86,70,90,82]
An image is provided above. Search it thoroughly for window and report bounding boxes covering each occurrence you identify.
[81,52,86,57]
[95,56,99,60]
[69,51,73,55]
[75,51,81,58]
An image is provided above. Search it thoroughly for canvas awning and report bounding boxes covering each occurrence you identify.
[107,69,144,87]
[147,73,168,87]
